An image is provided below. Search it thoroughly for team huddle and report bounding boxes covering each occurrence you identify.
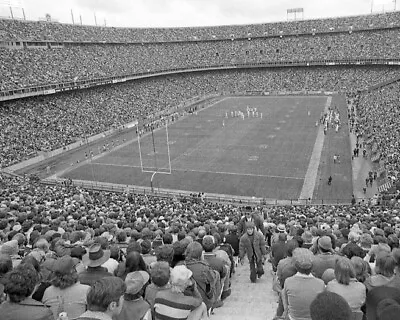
[223,106,263,126]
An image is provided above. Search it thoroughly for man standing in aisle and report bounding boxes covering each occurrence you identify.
[239,221,266,283]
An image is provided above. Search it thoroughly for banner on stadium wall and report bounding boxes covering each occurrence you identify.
[307,91,322,95]
[43,89,56,95]
[264,92,270,95]
[126,121,138,129]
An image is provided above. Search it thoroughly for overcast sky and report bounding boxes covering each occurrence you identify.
[0,0,397,28]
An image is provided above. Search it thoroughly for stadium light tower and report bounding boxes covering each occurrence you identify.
[287,8,304,21]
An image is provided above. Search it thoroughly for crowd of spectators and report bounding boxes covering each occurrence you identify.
[0,173,399,319]
[1,66,398,168]
[1,28,400,91]
[1,11,400,42]
[355,79,400,194]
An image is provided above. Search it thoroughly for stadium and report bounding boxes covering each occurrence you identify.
[0,5,400,320]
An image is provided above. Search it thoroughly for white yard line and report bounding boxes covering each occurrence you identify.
[90,162,303,180]
[298,96,332,200]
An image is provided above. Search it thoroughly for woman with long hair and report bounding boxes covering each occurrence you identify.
[115,251,147,280]
[326,256,366,312]
[42,255,90,319]
[364,251,396,291]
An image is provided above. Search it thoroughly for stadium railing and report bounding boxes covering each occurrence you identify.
[1,58,400,102]
[40,178,384,206]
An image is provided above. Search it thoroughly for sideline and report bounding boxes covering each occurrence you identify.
[298,96,332,200]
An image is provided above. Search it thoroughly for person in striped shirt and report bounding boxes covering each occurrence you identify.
[154,265,207,320]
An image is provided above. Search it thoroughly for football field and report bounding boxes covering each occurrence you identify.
[63,95,353,201]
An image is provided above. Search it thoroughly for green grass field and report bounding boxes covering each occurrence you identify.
[63,95,353,201]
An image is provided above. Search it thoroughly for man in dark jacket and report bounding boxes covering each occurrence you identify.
[0,263,53,320]
[79,243,113,286]
[239,221,267,283]
[77,277,126,320]
[237,206,265,237]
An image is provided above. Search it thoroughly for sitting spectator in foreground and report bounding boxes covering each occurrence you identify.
[312,236,338,279]
[184,241,218,311]
[42,255,90,319]
[310,291,352,320]
[77,276,126,320]
[115,251,147,280]
[326,256,366,312]
[79,243,113,286]
[117,271,151,320]
[364,251,396,291]
[145,261,171,308]
[282,248,325,320]
[0,263,53,320]
[154,265,207,320]
[366,286,400,320]
[376,298,400,320]
[202,235,227,308]
[386,248,400,290]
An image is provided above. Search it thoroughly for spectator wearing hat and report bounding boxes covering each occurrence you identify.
[312,236,339,279]
[79,243,113,286]
[116,271,151,320]
[145,261,171,308]
[326,256,366,312]
[271,223,287,246]
[0,263,53,320]
[184,241,218,311]
[154,265,207,320]
[282,248,325,320]
[364,251,396,291]
[310,291,352,320]
[42,255,90,319]
[239,221,266,283]
[237,207,265,237]
[77,276,126,320]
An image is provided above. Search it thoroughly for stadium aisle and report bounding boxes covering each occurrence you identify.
[349,133,378,201]
[210,260,278,320]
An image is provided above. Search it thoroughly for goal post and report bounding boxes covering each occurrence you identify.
[136,121,172,190]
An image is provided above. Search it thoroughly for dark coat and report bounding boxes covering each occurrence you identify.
[185,259,218,310]
[0,297,53,320]
[237,214,265,236]
[78,266,112,286]
[239,230,267,262]
[312,253,339,279]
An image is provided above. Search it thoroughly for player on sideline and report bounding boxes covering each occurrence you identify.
[222,120,225,127]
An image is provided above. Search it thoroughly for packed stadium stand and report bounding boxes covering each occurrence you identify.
[0,11,400,320]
